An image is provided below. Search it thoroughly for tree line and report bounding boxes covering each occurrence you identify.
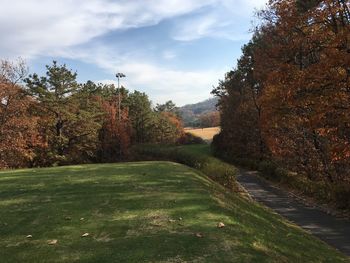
[212,0,349,185]
[179,98,220,128]
[0,60,184,169]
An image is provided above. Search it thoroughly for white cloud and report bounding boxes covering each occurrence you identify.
[54,44,225,105]
[98,62,225,106]
[172,15,218,41]
[0,0,267,105]
[0,0,215,58]
[0,0,268,58]
[162,51,177,60]
[172,0,268,41]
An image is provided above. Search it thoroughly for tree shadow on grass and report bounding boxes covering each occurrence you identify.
[0,162,347,262]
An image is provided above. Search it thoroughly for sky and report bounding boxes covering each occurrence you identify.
[0,0,267,106]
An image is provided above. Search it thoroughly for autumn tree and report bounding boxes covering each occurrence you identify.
[256,0,350,182]
[214,0,350,185]
[152,101,183,143]
[199,111,220,128]
[25,61,101,165]
[212,34,268,160]
[0,59,42,168]
[89,83,131,162]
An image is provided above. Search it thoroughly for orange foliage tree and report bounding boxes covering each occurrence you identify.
[199,111,220,128]
[213,0,350,184]
[0,59,43,168]
[257,0,350,182]
[98,94,131,162]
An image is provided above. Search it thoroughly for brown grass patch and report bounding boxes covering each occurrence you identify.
[185,127,220,141]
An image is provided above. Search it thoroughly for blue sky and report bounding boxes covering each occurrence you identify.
[0,0,267,106]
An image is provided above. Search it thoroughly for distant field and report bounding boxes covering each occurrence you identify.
[0,161,346,262]
[185,127,220,141]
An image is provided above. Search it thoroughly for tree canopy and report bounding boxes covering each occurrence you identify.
[0,60,184,168]
[213,0,350,184]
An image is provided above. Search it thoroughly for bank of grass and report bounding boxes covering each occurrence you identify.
[134,144,238,190]
[0,162,347,262]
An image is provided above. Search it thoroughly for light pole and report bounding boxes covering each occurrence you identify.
[115,73,126,122]
[115,72,126,158]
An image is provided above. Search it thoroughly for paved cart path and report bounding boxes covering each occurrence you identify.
[236,170,350,256]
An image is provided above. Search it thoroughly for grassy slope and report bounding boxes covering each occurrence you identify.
[0,162,347,262]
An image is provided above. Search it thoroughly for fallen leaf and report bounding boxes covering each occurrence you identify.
[217,222,225,228]
[81,233,90,237]
[195,233,204,238]
[48,239,58,245]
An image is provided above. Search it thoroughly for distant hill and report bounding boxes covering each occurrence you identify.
[178,97,219,127]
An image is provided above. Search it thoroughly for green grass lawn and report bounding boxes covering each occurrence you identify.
[0,162,347,262]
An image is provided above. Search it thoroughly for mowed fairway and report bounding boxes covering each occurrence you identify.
[185,127,220,142]
[0,162,347,262]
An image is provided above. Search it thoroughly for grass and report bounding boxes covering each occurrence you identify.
[134,144,238,190]
[0,161,348,262]
[185,127,220,142]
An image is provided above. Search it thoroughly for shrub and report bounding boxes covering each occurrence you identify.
[258,161,279,181]
[331,184,350,209]
[177,132,206,145]
[133,144,238,191]
[212,146,350,210]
